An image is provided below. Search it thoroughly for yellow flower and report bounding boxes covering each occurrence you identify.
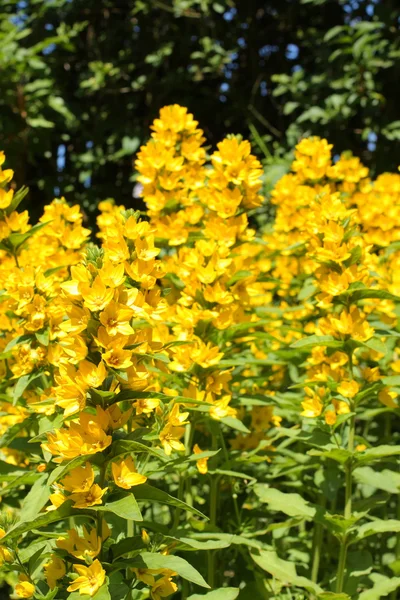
[141,529,150,544]
[134,397,160,415]
[159,423,186,455]
[193,443,209,474]
[151,576,178,600]
[78,360,107,388]
[15,576,35,598]
[42,410,112,462]
[60,462,95,492]
[99,301,134,336]
[324,410,337,425]
[209,395,237,420]
[111,456,147,489]
[355,444,367,452]
[0,187,14,210]
[191,340,224,368]
[47,490,67,511]
[69,483,108,508]
[168,403,189,426]
[132,568,160,586]
[301,397,323,418]
[301,387,325,418]
[333,399,350,415]
[79,276,114,312]
[337,380,359,399]
[57,526,101,560]
[67,560,106,597]
[103,344,133,370]
[44,555,66,589]
[378,388,398,408]
[0,528,12,564]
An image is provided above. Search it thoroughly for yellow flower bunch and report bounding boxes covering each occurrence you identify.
[1,114,399,600]
[0,111,281,599]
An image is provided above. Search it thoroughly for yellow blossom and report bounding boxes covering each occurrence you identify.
[193,443,209,474]
[67,560,105,597]
[44,555,66,589]
[15,576,35,598]
[111,456,147,489]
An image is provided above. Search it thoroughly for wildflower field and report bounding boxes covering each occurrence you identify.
[0,105,400,600]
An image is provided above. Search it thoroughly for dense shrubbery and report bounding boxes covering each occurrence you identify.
[0,106,400,600]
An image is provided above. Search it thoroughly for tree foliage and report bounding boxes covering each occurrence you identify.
[1,0,400,218]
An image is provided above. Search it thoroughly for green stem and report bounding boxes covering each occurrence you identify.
[97,464,106,540]
[336,540,348,594]
[173,474,185,531]
[391,495,400,600]
[127,519,134,538]
[248,121,271,160]
[336,406,355,593]
[181,579,189,600]
[218,424,241,527]
[311,496,326,583]
[207,433,219,588]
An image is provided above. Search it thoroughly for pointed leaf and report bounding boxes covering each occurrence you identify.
[251,550,323,594]
[187,589,240,600]
[134,483,207,519]
[131,552,210,588]
[96,492,143,521]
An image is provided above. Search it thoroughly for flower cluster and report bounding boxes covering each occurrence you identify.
[0,112,399,600]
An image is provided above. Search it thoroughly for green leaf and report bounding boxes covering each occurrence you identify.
[35,329,50,346]
[308,448,352,464]
[29,413,65,443]
[164,535,230,551]
[134,483,207,519]
[340,289,400,303]
[131,552,210,588]
[358,575,400,600]
[354,467,400,494]
[1,501,78,543]
[318,594,351,600]
[48,95,76,123]
[26,116,55,128]
[108,571,130,600]
[254,485,315,519]
[0,460,32,482]
[251,550,323,594]
[187,589,240,600]
[290,335,343,349]
[19,473,50,522]
[362,338,387,355]
[0,469,42,495]
[220,416,250,433]
[0,416,32,448]
[7,185,29,214]
[96,492,143,521]
[297,281,318,301]
[381,376,400,386]
[353,520,400,542]
[109,439,168,462]
[4,334,33,353]
[109,536,146,560]
[8,221,50,250]
[185,450,220,463]
[187,532,263,550]
[13,371,43,403]
[355,445,400,465]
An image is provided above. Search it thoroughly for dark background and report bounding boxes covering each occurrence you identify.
[1,0,400,224]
